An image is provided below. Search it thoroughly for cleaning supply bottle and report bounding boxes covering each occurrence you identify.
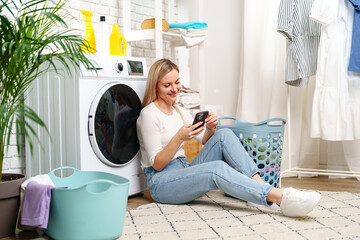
[97,16,109,55]
[80,10,96,53]
[109,23,127,56]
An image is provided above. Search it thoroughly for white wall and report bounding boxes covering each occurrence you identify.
[3,132,24,174]
[179,0,242,118]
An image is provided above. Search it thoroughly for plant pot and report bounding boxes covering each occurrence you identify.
[0,173,26,239]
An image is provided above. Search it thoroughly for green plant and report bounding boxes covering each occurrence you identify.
[0,0,95,180]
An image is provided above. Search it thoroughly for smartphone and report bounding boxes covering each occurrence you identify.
[192,111,209,130]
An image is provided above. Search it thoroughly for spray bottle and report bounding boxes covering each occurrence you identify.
[80,10,96,53]
[109,23,127,56]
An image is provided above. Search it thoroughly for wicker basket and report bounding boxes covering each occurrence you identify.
[141,18,169,32]
[218,117,286,188]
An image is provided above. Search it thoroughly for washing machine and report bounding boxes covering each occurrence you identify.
[25,53,147,196]
[76,54,147,195]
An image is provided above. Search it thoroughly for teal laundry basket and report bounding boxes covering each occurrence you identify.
[45,167,129,240]
[218,117,286,188]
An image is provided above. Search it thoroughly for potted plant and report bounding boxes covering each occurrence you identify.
[0,0,95,237]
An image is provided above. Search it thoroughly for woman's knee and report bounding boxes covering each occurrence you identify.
[215,128,238,143]
[206,161,240,188]
[208,160,232,176]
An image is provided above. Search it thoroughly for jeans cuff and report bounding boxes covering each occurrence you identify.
[263,184,273,207]
[251,170,261,178]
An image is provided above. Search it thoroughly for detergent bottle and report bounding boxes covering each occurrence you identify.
[109,23,127,56]
[80,10,96,53]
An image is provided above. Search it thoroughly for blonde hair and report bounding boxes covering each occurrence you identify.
[142,59,184,122]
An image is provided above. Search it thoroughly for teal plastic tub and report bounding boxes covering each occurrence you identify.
[45,167,129,240]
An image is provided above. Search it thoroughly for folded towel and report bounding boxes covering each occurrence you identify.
[22,174,55,189]
[168,28,207,36]
[184,28,208,36]
[21,181,54,228]
[168,28,208,47]
[169,22,208,29]
[17,174,55,230]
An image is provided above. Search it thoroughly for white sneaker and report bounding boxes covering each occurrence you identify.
[280,187,321,217]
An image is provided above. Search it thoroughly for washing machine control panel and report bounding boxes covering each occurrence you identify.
[115,62,124,73]
[112,58,145,77]
[80,54,148,80]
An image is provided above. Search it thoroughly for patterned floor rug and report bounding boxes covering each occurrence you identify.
[119,190,360,240]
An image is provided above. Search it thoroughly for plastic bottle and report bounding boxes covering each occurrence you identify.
[97,16,109,55]
[80,10,96,53]
[109,23,127,56]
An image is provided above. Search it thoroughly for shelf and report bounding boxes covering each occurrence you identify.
[124,29,185,47]
[122,0,165,59]
[122,0,206,59]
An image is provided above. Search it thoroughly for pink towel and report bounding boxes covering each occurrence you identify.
[21,181,54,228]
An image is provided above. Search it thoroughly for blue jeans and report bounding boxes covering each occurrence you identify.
[143,128,273,206]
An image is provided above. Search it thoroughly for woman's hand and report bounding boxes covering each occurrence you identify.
[153,122,203,171]
[205,112,218,131]
[201,112,217,145]
[176,122,204,142]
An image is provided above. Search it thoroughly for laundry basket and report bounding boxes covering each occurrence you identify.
[45,167,129,240]
[218,117,286,188]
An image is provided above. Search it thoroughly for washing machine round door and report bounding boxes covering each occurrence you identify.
[88,83,142,166]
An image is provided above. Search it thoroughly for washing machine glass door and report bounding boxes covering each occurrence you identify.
[89,83,142,166]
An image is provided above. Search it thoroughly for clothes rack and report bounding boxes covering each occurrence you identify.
[280,85,360,184]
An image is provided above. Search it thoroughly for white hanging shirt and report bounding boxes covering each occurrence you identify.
[310,0,357,140]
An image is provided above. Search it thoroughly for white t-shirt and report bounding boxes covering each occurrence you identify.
[136,102,204,168]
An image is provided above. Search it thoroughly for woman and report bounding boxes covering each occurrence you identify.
[136,59,321,217]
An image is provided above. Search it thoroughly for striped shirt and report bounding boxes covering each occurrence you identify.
[277,0,322,88]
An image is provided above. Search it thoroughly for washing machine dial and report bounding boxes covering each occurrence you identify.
[115,62,124,73]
